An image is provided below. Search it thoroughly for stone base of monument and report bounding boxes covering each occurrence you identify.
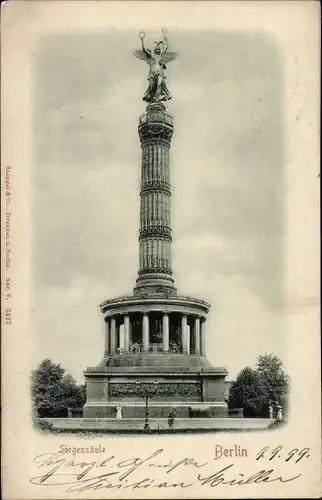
[83,401,228,419]
[83,353,229,419]
[42,417,273,432]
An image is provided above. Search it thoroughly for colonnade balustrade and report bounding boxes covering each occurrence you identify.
[104,312,206,356]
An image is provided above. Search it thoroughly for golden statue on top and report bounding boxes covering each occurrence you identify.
[134,29,177,103]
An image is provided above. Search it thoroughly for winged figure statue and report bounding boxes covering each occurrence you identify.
[134,31,177,103]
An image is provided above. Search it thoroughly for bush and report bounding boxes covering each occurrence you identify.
[36,419,54,432]
[31,359,86,417]
[229,354,289,418]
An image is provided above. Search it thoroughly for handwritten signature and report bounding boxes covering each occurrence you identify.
[29,448,302,492]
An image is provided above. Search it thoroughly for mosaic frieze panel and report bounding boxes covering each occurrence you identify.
[109,382,201,399]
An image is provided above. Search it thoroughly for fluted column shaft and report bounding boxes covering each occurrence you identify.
[181,315,189,354]
[142,313,149,352]
[139,142,172,276]
[194,317,201,355]
[104,320,109,356]
[200,320,206,355]
[119,326,124,352]
[162,313,169,352]
[134,102,176,295]
[124,315,130,353]
[110,317,116,354]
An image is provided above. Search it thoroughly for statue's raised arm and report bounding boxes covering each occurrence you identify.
[134,29,178,103]
[141,36,152,58]
[134,32,152,63]
[161,36,169,54]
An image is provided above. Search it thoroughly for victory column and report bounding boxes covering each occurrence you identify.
[83,31,228,423]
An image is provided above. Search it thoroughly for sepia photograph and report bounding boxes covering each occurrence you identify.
[29,24,290,434]
[2,1,320,498]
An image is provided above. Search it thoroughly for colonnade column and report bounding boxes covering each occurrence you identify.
[104,320,109,357]
[110,317,116,354]
[162,313,169,352]
[200,320,206,355]
[194,317,200,355]
[142,313,149,352]
[119,322,124,353]
[124,315,130,353]
[181,315,189,354]
[186,322,190,355]
[129,320,132,350]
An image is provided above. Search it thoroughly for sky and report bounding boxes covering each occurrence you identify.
[32,29,286,382]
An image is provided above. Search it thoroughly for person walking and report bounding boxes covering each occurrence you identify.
[168,411,174,431]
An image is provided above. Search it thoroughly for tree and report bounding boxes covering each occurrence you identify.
[31,359,86,417]
[228,367,265,417]
[228,354,289,418]
[257,353,289,416]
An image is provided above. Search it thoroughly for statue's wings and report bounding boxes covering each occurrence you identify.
[134,49,152,62]
[162,51,178,64]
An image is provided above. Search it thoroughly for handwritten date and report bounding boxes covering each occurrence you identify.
[256,446,310,463]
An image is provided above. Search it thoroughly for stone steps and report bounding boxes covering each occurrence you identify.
[42,417,273,431]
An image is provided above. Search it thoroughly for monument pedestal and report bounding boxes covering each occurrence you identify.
[83,353,228,419]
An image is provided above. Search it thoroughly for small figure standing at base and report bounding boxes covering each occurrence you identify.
[276,404,283,421]
[170,341,178,353]
[168,411,174,430]
[116,404,123,419]
[132,342,140,353]
[268,403,274,419]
